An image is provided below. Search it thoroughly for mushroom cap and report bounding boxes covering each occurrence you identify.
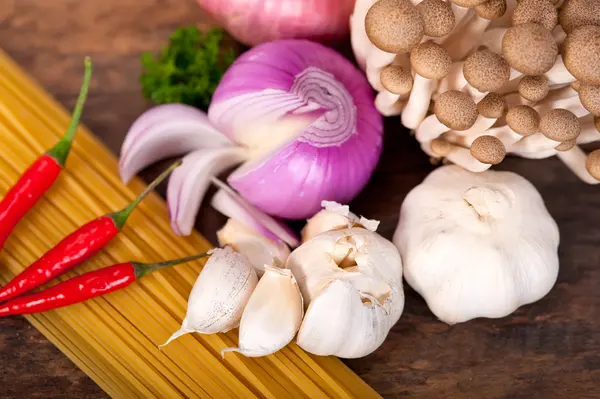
[410,41,452,79]
[512,0,558,31]
[506,105,540,135]
[563,26,600,85]
[477,92,507,118]
[502,23,558,75]
[381,65,414,95]
[451,0,489,7]
[434,90,479,130]
[366,0,424,53]
[539,108,581,141]
[475,0,507,20]
[559,0,600,34]
[579,84,600,115]
[518,75,550,102]
[595,116,600,132]
[586,149,600,181]
[463,49,511,92]
[430,137,453,156]
[555,139,577,151]
[570,80,582,92]
[417,0,455,37]
[470,135,506,164]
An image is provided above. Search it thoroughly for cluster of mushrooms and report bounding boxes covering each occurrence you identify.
[350,0,600,183]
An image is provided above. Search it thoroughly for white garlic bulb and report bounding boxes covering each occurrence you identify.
[162,246,258,346]
[393,165,560,325]
[287,226,404,358]
[222,264,303,357]
[217,218,291,276]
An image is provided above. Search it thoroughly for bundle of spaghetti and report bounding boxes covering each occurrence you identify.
[0,49,380,399]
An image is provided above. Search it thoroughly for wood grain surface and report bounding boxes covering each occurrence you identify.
[1,1,600,398]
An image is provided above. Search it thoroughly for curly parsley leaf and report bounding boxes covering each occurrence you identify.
[140,26,237,110]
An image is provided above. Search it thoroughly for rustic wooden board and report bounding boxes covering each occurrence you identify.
[1,1,600,398]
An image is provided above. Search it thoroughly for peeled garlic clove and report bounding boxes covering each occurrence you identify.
[217,218,291,277]
[162,247,258,346]
[222,265,303,357]
[301,200,380,242]
[393,165,560,325]
[287,226,404,358]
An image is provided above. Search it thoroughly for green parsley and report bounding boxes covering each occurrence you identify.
[140,26,237,110]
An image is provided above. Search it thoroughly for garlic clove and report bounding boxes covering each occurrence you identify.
[222,265,303,357]
[217,218,291,277]
[301,200,380,243]
[161,246,258,346]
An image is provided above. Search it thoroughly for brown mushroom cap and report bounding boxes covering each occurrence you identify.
[430,137,454,156]
[417,0,455,37]
[518,75,550,102]
[502,23,558,75]
[570,80,582,92]
[512,0,558,31]
[579,84,600,115]
[539,108,581,141]
[586,149,600,180]
[380,65,414,95]
[477,93,507,118]
[410,41,452,79]
[475,0,507,20]
[366,0,424,54]
[506,105,540,135]
[463,50,511,92]
[555,139,577,151]
[595,116,600,132]
[451,0,489,7]
[559,0,600,34]
[434,90,479,130]
[564,26,600,85]
[470,135,506,164]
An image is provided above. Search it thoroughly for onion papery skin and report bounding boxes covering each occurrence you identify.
[196,0,355,47]
[208,40,384,220]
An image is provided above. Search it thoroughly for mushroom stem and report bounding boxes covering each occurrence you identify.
[375,91,407,116]
[350,0,378,70]
[402,75,435,129]
[450,115,497,136]
[509,133,561,152]
[437,62,468,92]
[534,96,588,118]
[556,146,600,185]
[446,145,493,172]
[415,113,449,142]
[479,27,508,53]
[577,121,600,145]
[444,15,492,61]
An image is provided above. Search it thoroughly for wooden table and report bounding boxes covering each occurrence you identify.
[1,1,600,398]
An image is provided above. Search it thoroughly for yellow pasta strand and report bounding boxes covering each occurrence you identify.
[0,49,381,399]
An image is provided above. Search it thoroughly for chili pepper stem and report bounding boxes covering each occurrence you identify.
[108,160,182,229]
[46,57,93,166]
[132,251,211,279]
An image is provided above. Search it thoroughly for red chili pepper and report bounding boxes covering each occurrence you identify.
[0,57,92,250]
[0,160,181,303]
[0,252,209,316]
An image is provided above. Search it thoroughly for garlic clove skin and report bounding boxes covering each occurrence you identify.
[162,246,258,346]
[217,218,291,277]
[222,265,303,357]
[393,165,560,325]
[287,226,404,358]
[301,200,380,243]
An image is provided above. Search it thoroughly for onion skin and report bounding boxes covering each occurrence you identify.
[209,40,384,220]
[196,0,354,47]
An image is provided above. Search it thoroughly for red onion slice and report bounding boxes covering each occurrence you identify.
[119,104,232,183]
[210,178,300,248]
[167,148,248,236]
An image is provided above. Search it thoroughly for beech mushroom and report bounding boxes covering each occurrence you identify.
[464,49,511,93]
[506,105,540,136]
[540,108,580,145]
[470,135,507,164]
[456,92,507,136]
[365,0,424,54]
[428,137,492,172]
[401,41,452,129]
[512,0,558,32]
[416,90,479,142]
[563,25,600,85]
[559,0,600,34]
[586,149,600,181]
[518,75,550,102]
[502,23,559,75]
[375,65,414,116]
[557,146,600,184]
[578,84,600,115]
[417,0,456,38]
[475,0,507,21]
